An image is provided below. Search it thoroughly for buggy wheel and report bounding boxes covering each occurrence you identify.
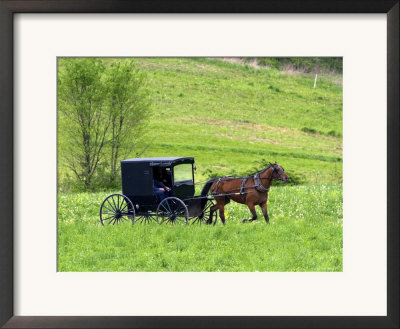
[135,213,157,224]
[156,197,188,225]
[191,199,218,224]
[99,193,135,225]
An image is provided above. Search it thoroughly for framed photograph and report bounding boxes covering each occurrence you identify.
[1,1,398,328]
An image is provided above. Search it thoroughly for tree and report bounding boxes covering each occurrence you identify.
[58,58,151,190]
[104,59,151,182]
[58,58,110,188]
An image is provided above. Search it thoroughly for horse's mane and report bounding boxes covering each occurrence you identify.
[212,164,274,182]
[247,164,273,177]
[197,164,279,188]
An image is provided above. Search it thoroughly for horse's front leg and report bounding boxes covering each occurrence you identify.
[242,203,257,223]
[260,201,269,223]
[218,204,226,225]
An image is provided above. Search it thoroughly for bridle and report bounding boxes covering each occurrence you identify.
[257,165,285,181]
[252,165,280,192]
[270,166,285,181]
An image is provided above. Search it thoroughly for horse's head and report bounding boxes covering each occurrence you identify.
[269,162,289,182]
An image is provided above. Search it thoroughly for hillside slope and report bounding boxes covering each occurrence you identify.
[134,58,342,185]
[57,57,342,188]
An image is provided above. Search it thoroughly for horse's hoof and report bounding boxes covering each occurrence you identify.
[241,219,247,223]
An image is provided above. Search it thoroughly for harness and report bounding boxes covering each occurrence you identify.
[253,172,270,193]
[240,178,248,201]
[210,166,277,199]
[211,178,223,195]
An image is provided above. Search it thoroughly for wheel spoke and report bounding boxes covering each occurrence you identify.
[111,196,118,211]
[176,217,186,223]
[161,202,168,213]
[174,203,184,212]
[172,200,181,212]
[165,200,172,214]
[161,203,170,215]
[102,215,115,222]
[121,202,128,212]
[103,205,114,213]
[107,199,116,211]
[102,212,115,216]
[193,215,203,224]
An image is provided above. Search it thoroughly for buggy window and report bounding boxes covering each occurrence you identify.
[173,164,192,182]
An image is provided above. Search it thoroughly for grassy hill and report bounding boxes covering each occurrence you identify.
[58,57,342,189]
[129,57,342,186]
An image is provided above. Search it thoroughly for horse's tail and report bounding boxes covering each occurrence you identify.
[201,178,216,196]
[200,178,216,209]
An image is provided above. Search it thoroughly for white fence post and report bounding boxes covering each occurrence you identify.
[313,74,318,88]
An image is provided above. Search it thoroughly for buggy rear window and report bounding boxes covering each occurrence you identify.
[173,164,192,182]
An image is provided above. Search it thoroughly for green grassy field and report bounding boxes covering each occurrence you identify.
[58,58,343,272]
[58,184,342,271]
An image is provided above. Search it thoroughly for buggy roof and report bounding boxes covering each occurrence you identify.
[121,157,194,167]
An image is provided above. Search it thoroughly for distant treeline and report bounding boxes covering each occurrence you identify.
[244,57,342,74]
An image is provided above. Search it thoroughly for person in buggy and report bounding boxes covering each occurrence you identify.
[153,167,173,202]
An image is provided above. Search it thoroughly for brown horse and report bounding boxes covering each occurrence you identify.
[201,163,289,224]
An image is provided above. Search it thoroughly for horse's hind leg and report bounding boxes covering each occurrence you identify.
[207,204,226,225]
[260,201,269,223]
[209,197,227,225]
[206,204,218,225]
[242,203,257,223]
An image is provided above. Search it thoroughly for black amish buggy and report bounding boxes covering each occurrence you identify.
[99,157,217,225]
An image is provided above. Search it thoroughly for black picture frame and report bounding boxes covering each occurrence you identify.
[0,1,398,328]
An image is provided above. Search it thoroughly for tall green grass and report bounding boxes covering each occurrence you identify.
[58,184,342,272]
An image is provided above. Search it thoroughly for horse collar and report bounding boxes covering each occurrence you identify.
[254,172,270,193]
